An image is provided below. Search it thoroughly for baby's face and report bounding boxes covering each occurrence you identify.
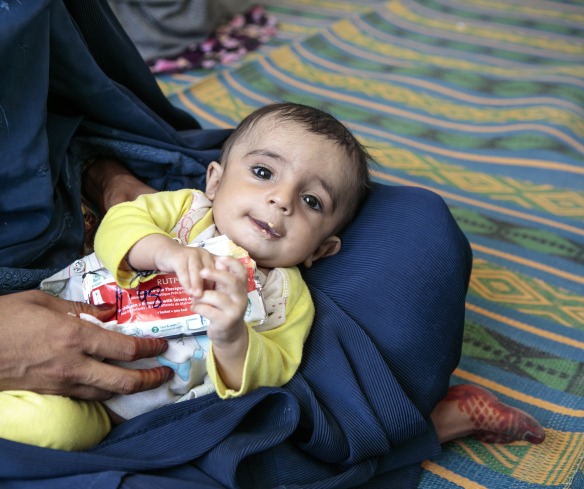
[205,119,354,269]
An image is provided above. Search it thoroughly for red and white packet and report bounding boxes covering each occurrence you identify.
[83,235,267,338]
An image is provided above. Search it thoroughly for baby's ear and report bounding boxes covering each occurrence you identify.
[303,236,341,268]
[205,162,223,200]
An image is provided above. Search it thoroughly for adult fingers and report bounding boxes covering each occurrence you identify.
[75,359,174,396]
[57,315,173,395]
[71,300,117,321]
[80,324,170,363]
[31,294,169,363]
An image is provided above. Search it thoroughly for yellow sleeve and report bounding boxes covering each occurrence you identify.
[94,189,200,288]
[207,267,313,399]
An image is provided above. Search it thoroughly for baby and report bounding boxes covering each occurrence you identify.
[1,102,372,450]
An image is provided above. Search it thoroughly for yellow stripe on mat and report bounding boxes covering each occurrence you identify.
[370,170,584,240]
[465,303,584,350]
[422,460,489,488]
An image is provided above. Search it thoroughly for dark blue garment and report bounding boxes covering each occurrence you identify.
[0,0,231,292]
[0,1,472,487]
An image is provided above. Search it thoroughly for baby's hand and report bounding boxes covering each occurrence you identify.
[191,256,248,347]
[127,234,217,298]
[159,245,217,298]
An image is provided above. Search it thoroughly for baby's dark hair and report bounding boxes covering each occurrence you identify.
[220,102,372,229]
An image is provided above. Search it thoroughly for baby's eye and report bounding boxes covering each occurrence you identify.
[252,166,272,179]
[302,194,322,211]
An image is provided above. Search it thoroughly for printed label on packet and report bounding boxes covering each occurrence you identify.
[83,236,267,338]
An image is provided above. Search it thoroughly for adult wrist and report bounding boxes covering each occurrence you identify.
[81,157,156,215]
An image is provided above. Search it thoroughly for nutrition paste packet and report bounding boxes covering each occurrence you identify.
[82,235,267,338]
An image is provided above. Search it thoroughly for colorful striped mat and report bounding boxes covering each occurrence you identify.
[157,1,584,487]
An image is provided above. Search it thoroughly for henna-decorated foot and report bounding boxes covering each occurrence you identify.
[444,384,546,444]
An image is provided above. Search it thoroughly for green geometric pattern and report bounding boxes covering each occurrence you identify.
[463,321,584,395]
[469,259,584,330]
[452,208,584,263]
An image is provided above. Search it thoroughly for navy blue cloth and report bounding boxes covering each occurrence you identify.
[0,1,472,487]
[0,0,231,293]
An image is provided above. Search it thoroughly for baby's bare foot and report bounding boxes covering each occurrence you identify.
[446,384,545,444]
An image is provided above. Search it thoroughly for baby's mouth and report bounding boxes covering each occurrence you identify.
[252,218,281,238]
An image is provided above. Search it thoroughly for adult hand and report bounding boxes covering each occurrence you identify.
[0,290,173,400]
[82,157,157,215]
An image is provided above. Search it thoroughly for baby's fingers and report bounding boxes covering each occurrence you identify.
[176,249,215,297]
[215,256,247,280]
[192,290,246,333]
[201,258,246,294]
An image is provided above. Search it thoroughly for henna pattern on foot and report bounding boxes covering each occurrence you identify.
[446,384,546,444]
